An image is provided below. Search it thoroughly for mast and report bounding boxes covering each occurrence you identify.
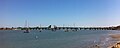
[63,24,64,27]
[25,20,27,28]
[39,24,42,32]
[24,20,30,33]
[73,23,75,27]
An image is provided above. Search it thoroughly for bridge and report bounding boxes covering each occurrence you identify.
[0,25,117,30]
[19,25,115,31]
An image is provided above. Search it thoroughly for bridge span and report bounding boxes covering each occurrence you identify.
[20,25,115,31]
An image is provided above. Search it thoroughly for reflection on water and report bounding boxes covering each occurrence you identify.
[0,30,120,48]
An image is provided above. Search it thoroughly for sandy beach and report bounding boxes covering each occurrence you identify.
[108,34,120,48]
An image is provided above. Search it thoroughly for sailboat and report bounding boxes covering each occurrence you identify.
[24,28,29,33]
[39,24,42,32]
[24,20,30,33]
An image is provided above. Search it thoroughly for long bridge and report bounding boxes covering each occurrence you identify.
[25,27,114,30]
[0,25,118,30]
[19,25,115,31]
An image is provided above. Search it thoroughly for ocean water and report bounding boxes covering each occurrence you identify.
[0,30,120,48]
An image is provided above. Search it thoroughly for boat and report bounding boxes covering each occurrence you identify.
[23,20,30,33]
[24,29,30,33]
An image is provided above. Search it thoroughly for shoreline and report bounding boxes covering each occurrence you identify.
[108,34,120,48]
[108,41,120,48]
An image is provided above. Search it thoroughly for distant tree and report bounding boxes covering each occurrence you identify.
[17,27,22,29]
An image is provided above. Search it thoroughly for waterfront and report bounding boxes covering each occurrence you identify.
[0,30,120,48]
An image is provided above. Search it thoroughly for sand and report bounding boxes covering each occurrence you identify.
[108,34,120,48]
[109,34,120,39]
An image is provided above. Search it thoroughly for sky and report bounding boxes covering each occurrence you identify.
[0,0,120,27]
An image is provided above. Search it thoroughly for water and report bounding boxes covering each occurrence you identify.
[0,30,120,48]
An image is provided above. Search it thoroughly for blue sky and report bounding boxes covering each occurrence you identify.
[0,0,120,27]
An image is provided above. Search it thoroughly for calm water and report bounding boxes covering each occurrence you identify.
[0,30,120,48]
